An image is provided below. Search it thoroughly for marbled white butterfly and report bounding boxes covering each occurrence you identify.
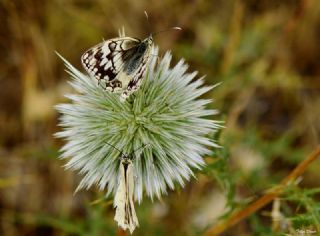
[81,18,181,102]
[81,35,153,101]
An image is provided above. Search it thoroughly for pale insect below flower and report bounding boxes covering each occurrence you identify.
[114,158,138,233]
[108,143,149,233]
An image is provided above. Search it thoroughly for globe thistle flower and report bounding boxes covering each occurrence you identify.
[56,47,222,233]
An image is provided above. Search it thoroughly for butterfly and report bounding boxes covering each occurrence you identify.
[81,35,153,101]
[105,143,150,233]
[114,157,138,233]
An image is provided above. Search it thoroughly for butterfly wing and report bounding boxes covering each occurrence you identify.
[81,37,141,92]
[120,47,151,101]
[119,36,153,101]
[114,159,139,233]
[81,36,153,101]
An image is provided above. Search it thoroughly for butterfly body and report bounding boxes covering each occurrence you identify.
[81,35,153,101]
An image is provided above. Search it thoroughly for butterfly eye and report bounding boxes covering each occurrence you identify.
[109,42,116,51]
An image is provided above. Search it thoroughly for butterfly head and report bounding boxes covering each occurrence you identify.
[104,143,150,164]
[143,35,153,47]
[121,154,132,164]
[136,35,153,55]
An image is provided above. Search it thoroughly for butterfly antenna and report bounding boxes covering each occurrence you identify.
[104,142,126,156]
[130,143,150,156]
[152,27,182,37]
[144,11,152,36]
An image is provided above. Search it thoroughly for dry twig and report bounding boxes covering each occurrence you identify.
[203,146,320,236]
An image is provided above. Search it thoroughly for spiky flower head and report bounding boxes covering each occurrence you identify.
[56,47,221,229]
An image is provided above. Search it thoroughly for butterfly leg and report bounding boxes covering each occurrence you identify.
[105,79,122,92]
[97,79,102,87]
[120,91,129,102]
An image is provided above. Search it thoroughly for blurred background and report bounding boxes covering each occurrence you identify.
[1,0,320,235]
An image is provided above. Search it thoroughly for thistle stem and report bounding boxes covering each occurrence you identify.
[203,146,320,236]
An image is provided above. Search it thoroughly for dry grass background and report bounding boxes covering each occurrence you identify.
[1,0,320,235]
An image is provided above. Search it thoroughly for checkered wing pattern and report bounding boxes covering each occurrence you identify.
[81,36,152,101]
